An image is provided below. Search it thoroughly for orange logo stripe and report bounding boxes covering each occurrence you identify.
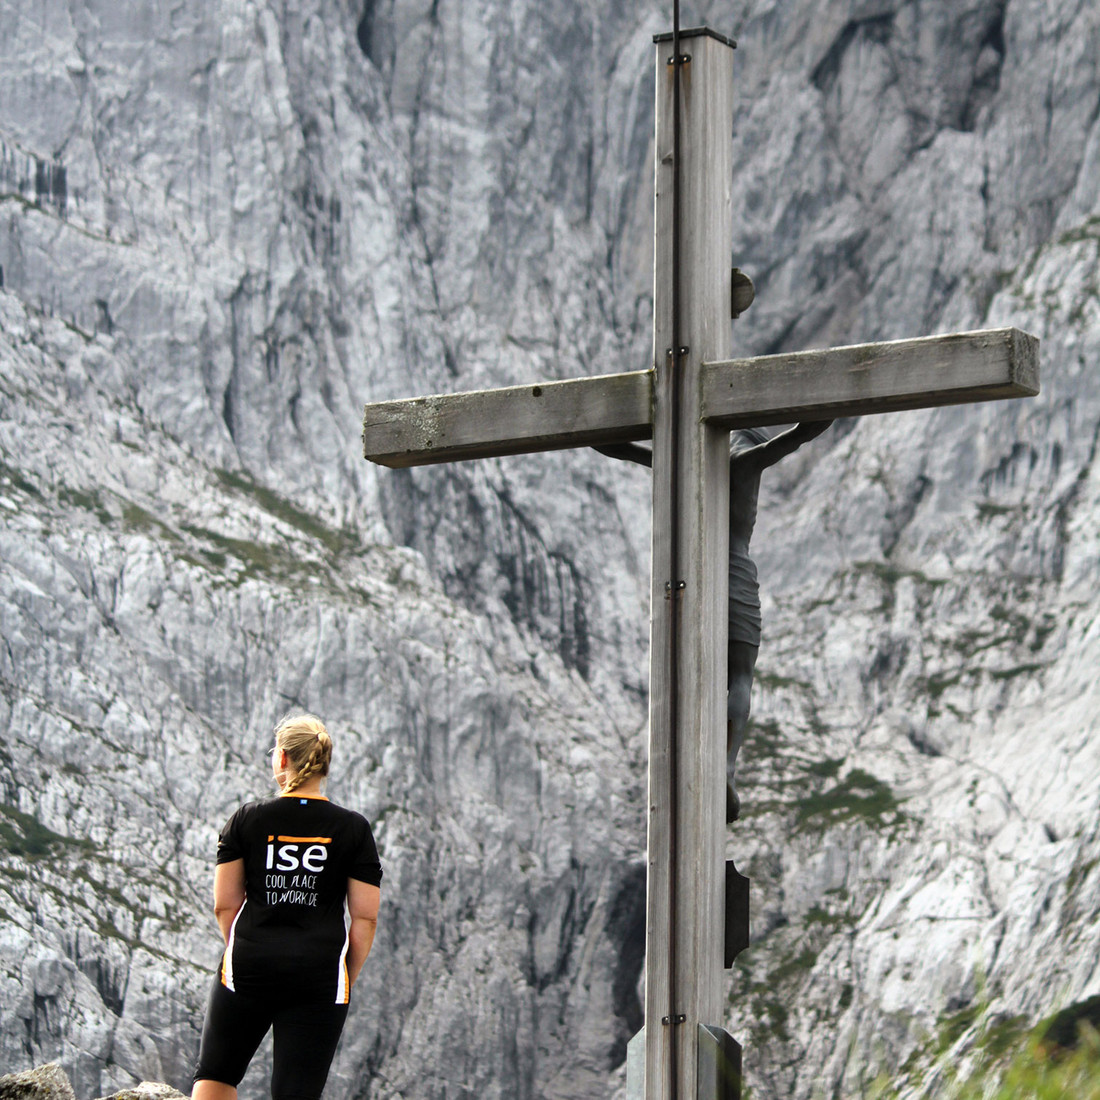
[276,835,332,843]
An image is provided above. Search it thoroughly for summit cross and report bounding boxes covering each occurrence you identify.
[362,27,1039,1100]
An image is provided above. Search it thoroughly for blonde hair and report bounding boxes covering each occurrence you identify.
[275,713,332,795]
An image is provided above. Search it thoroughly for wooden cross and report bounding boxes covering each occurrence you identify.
[362,28,1039,1100]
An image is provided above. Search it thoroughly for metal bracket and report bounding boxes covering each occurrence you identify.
[724,861,750,968]
[731,268,756,319]
[664,581,686,600]
[666,53,692,65]
[661,1013,687,1025]
[698,1024,743,1100]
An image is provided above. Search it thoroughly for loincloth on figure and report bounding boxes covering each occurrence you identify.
[728,550,762,647]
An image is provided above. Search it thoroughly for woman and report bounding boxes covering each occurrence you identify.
[192,714,382,1100]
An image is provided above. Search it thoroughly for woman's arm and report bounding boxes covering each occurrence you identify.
[213,859,247,943]
[346,878,381,989]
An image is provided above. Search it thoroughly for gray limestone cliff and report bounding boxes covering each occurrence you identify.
[0,1,1098,1098]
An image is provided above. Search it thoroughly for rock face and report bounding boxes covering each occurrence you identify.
[0,1065,77,1100]
[0,1,1097,1098]
[0,1064,184,1100]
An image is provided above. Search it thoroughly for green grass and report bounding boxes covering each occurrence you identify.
[770,946,819,984]
[0,803,92,859]
[795,767,905,829]
[865,997,1100,1099]
[1057,215,1100,246]
[8,454,370,598]
[975,501,1019,520]
[742,717,785,757]
[858,561,946,589]
[869,1027,1100,1099]
[737,712,907,834]
[1064,856,1098,899]
[804,903,856,929]
[989,662,1046,682]
[214,468,358,558]
[0,459,42,499]
[732,898,862,1055]
[56,484,114,525]
[122,502,180,540]
[804,757,842,781]
[754,670,812,692]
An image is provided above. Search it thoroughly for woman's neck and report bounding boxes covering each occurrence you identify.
[279,776,327,799]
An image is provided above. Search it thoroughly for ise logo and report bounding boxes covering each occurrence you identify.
[265,835,331,873]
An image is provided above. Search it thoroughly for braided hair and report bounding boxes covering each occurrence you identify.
[275,713,332,795]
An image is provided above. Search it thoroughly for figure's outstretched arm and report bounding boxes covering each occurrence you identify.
[733,420,833,471]
[594,442,653,469]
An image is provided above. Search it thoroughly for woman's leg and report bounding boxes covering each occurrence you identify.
[192,1082,237,1100]
[270,1000,350,1100]
[192,980,272,1097]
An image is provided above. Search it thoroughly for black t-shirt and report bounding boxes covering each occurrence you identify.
[216,795,382,1003]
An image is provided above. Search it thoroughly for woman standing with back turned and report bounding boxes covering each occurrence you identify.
[192,713,382,1100]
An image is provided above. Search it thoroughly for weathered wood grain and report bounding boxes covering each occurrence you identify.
[362,370,653,467]
[701,327,1039,427]
[645,32,735,1100]
[363,329,1039,471]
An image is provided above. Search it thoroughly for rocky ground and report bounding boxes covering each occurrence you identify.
[1,0,1099,1098]
[0,1063,185,1100]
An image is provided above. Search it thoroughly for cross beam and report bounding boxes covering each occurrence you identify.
[361,27,1039,1100]
[362,327,1039,468]
[362,370,652,467]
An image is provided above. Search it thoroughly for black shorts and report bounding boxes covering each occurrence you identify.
[193,978,350,1100]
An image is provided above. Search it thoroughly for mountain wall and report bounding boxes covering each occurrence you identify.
[0,1,1098,1097]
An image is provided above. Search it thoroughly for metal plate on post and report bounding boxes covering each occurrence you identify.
[725,860,749,968]
[698,1024,742,1100]
[626,1027,645,1100]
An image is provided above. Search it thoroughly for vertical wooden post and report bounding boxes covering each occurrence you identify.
[645,28,735,1100]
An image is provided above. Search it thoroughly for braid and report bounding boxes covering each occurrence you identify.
[281,741,326,794]
[274,714,332,794]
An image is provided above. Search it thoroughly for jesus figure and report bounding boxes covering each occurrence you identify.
[596,420,831,821]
